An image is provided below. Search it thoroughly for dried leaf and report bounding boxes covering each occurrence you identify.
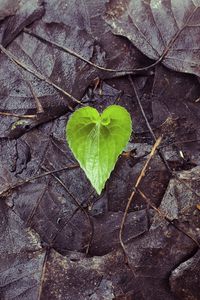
[105,0,200,77]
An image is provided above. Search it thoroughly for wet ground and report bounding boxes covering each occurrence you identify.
[0,1,200,299]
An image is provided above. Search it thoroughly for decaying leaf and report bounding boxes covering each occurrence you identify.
[0,0,20,20]
[105,0,200,77]
[170,249,200,300]
[0,0,200,299]
[0,201,45,299]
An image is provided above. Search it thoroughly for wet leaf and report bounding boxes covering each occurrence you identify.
[0,201,45,299]
[105,0,200,77]
[1,0,45,46]
[0,0,20,20]
[40,249,138,300]
[66,105,132,194]
[0,0,200,298]
[170,249,200,300]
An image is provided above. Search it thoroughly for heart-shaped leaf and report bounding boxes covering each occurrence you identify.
[66,105,132,194]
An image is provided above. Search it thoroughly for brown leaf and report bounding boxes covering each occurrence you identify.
[170,249,200,300]
[0,201,45,299]
[105,0,200,77]
[0,0,20,20]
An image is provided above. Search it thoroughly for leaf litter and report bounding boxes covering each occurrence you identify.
[0,0,200,299]
[105,0,200,77]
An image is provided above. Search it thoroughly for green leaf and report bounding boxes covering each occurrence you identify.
[66,105,132,195]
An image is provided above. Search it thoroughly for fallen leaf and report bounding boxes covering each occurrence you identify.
[1,0,45,46]
[40,249,141,300]
[0,0,20,21]
[0,201,45,299]
[170,249,200,300]
[0,0,200,298]
[105,0,200,77]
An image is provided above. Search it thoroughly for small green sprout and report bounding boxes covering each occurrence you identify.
[66,105,132,194]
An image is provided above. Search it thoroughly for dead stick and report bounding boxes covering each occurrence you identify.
[23,28,160,77]
[25,80,44,113]
[119,136,162,254]
[129,75,172,174]
[0,111,36,119]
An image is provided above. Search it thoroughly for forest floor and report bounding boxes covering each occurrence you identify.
[0,1,200,299]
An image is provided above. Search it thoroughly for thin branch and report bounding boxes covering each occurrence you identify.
[25,80,44,113]
[0,111,36,119]
[26,185,49,227]
[0,44,81,109]
[23,28,160,77]
[129,75,172,174]
[119,136,162,254]
[159,6,198,60]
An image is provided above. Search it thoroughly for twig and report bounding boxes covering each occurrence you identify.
[158,6,199,60]
[23,28,123,73]
[23,28,160,77]
[0,44,81,109]
[0,111,36,119]
[25,80,44,113]
[119,136,162,254]
[129,75,172,174]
